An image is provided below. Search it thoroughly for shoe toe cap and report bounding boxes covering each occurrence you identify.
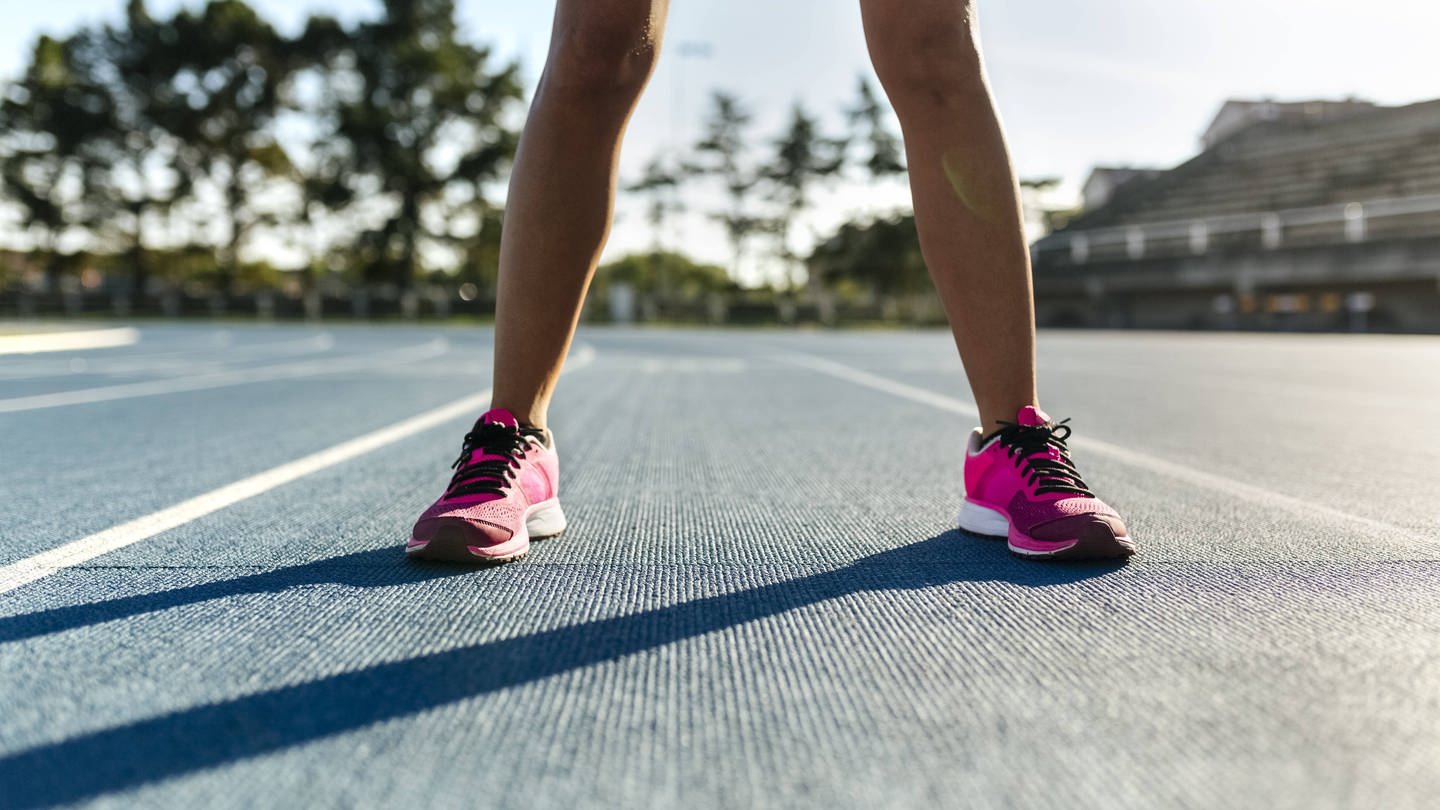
[410,514,515,554]
[1028,512,1129,544]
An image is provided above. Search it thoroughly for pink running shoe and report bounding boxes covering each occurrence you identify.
[959,405,1134,560]
[405,407,566,564]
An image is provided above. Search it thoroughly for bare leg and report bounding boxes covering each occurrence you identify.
[490,0,670,428]
[858,0,1037,432]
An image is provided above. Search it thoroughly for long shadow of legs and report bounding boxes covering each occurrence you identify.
[0,532,1123,808]
[0,548,473,644]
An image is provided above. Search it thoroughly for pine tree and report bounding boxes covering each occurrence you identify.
[690,91,763,281]
[763,103,846,289]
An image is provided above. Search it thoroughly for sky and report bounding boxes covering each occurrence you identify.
[3,0,1438,277]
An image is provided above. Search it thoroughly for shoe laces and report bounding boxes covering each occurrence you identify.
[985,418,1094,497]
[445,421,547,498]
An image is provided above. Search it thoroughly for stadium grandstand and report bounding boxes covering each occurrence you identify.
[1032,97,1440,333]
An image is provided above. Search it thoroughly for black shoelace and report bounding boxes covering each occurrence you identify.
[446,421,547,498]
[985,418,1094,497]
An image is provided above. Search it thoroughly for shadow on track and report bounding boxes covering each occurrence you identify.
[0,532,1124,808]
[0,548,472,644]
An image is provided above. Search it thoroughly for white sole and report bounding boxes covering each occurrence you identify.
[958,500,1073,558]
[525,498,567,539]
[958,500,1010,537]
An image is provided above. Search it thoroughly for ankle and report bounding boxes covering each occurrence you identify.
[489,398,546,431]
[977,402,1036,435]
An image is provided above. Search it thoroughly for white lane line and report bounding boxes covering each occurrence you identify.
[776,352,979,417]
[0,327,139,356]
[0,338,447,414]
[0,343,596,594]
[776,351,1433,543]
[0,332,339,381]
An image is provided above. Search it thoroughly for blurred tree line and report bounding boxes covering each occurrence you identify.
[0,0,1064,319]
[0,0,522,299]
[618,79,917,304]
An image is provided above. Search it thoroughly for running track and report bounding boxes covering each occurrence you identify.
[1,324,1438,808]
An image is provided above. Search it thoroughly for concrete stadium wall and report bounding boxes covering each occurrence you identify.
[1034,238,1440,333]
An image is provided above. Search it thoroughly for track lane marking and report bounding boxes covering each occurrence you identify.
[776,351,1434,543]
[0,344,595,594]
[0,338,446,413]
[0,332,340,381]
[0,327,139,355]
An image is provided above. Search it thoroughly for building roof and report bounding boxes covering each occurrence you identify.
[1081,167,1163,211]
[1201,98,1377,150]
[1050,98,1440,235]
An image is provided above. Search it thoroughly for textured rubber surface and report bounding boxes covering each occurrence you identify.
[1,324,1439,809]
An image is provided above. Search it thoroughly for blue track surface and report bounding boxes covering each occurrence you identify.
[1,324,1437,809]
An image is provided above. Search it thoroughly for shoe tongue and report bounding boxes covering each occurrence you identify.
[478,407,519,427]
[1017,405,1051,427]
[478,407,519,428]
[466,408,521,465]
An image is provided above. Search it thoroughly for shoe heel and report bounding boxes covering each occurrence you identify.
[526,500,568,539]
[958,500,1009,537]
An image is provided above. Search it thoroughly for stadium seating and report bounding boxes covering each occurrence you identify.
[1032,98,1440,333]
[1062,100,1440,230]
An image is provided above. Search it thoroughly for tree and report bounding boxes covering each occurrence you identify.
[594,251,730,298]
[1,1,294,298]
[846,77,905,178]
[0,36,84,289]
[61,1,194,295]
[160,0,294,294]
[1,14,185,295]
[626,155,686,255]
[808,214,928,299]
[624,154,687,297]
[763,103,845,289]
[453,204,504,292]
[297,0,524,288]
[690,91,764,281]
[1018,176,1078,236]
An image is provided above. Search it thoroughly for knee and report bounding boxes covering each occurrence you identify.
[540,14,660,101]
[867,4,986,110]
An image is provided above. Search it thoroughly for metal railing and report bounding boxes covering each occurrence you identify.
[1034,193,1440,264]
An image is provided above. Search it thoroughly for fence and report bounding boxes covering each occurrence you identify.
[1033,193,1440,268]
